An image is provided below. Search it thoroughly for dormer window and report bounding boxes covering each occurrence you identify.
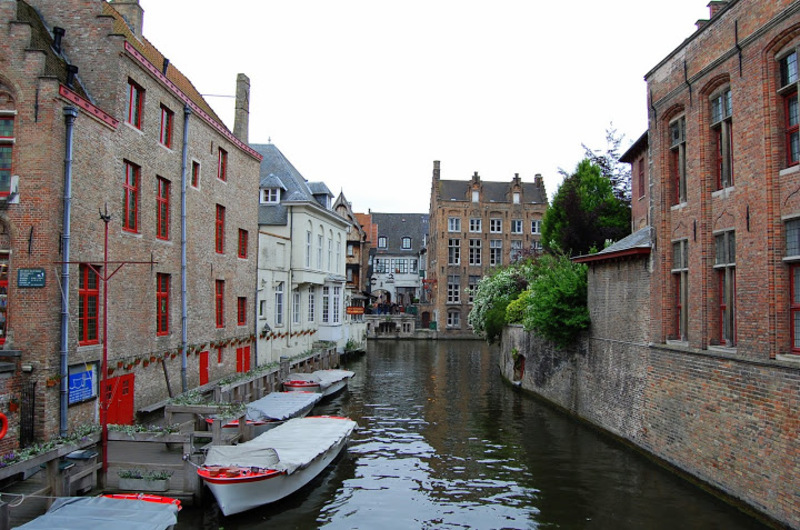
[471,189,479,202]
[513,191,520,204]
[378,236,387,249]
[261,188,280,203]
[401,237,411,249]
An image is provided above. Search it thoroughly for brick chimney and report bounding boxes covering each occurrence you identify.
[708,1,729,18]
[433,160,440,181]
[233,73,250,143]
[111,0,144,39]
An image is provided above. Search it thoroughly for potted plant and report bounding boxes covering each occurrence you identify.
[117,468,173,492]
[45,375,61,387]
[8,397,19,413]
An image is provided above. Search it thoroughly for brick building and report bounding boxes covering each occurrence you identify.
[333,192,370,308]
[426,161,547,336]
[0,0,261,449]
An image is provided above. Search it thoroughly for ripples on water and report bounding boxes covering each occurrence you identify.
[182,340,767,530]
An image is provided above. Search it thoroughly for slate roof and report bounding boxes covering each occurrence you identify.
[438,179,546,204]
[371,213,429,254]
[252,143,337,226]
[573,226,652,264]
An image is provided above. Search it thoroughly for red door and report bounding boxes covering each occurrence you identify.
[236,346,251,373]
[199,350,209,385]
[103,373,135,425]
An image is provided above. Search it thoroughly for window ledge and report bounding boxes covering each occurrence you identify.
[711,186,735,199]
[775,354,800,365]
[670,202,688,211]
[665,339,689,348]
[779,165,800,177]
[708,345,737,355]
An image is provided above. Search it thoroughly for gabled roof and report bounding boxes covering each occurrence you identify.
[439,179,546,204]
[371,212,429,254]
[573,227,652,264]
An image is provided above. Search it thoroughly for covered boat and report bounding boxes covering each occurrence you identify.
[198,415,357,516]
[15,495,179,530]
[206,391,322,435]
[283,369,354,397]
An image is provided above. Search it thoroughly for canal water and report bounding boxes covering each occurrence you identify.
[180,340,768,529]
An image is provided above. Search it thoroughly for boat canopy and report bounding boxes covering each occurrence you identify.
[245,391,322,421]
[285,370,354,390]
[15,496,179,530]
[204,416,357,475]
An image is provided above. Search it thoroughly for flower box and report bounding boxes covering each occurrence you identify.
[118,477,169,492]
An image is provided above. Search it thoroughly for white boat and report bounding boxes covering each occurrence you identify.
[283,369,354,397]
[15,495,179,529]
[198,415,357,516]
[206,391,322,436]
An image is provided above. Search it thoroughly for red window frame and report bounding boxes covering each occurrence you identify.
[791,265,800,354]
[217,347,223,364]
[78,264,99,345]
[675,275,682,339]
[123,161,140,232]
[785,91,799,167]
[127,79,144,129]
[215,279,224,328]
[671,148,681,205]
[156,273,169,336]
[237,296,246,326]
[637,158,645,199]
[159,104,173,147]
[218,148,228,181]
[215,205,225,253]
[238,229,248,259]
[156,176,169,240]
[0,117,14,198]
[191,161,200,188]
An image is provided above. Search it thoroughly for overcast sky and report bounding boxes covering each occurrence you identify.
[137,0,708,213]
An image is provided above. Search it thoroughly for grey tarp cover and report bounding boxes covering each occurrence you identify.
[285,370,354,391]
[14,496,178,530]
[203,416,357,475]
[245,391,322,422]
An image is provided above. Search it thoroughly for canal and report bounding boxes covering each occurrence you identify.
[181,340,768,529]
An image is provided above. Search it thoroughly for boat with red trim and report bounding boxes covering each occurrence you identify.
[198,415,357,516]
[283,369,354,397]
[205,391,322,436]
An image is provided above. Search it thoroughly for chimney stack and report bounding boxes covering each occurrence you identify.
[66,65,78,89]
[52,27,65,54]
[233,73,250,143]
[708,1,729,18]
[433,160,440,181]
[112,0,144,39]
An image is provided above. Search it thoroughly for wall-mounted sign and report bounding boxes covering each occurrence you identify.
[17,268,45,288]
[346,306,365,315]
[68,363,97,405]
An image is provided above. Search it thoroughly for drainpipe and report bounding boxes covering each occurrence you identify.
[59,106,77,437]
[180,105,191,392]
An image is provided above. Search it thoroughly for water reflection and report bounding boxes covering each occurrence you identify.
[181,340,766,530]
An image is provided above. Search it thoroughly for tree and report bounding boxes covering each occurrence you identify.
[541,159,630,256]
[581,125,631,204]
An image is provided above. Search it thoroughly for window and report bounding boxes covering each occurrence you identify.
[159,104,173,147]
[374,258,387,274]
[448,217,461,232]
[156,177,169,240]
[378,236,387,249]
[671,239,689,341]
[401,237,411,249]
[0,116,14,197]
[127,79,144,128]
[333,287,341,323]
[293,290,301,324]
[469,218,482,233]
[78,264,99,345]
[237,296,247,326]
[317,234,323,268]
[322,286,330,323]
[336,239,342,272]
[471,189,479,202]
[410,259,418,273]
[779,51,799,166]
[328,237,333,270]
[468,275,480,304]
[0,252,8,344]
[510,240,523,262]
[306,230,312,267]
[490,218,502,233]
[714,231,736,346]
[215,205,225,253]
[638,158,645,199]
[448,239,460,265]
[215,280,225,328]
[490,239,502,266]
[191,161,200,188]
[531,220,541,234]
[275,282,284,326]
[261,188,280,203]
[786,219,800,353]
[347,243,354,257]
[123,161,140,232]
[469,239,482,266]
[447,275,460,303]
[217,347,223,364]
[217,147,228,181]
[711,89,733,189]
[156,273,169,336]
[259,299,266,319]
[511,219,523,234]
[308,286,316,322]
[670,117,687,204]
[447,310,461,328]
[513,191,520,204]
[238,229,248,259]
[394,258,409,274]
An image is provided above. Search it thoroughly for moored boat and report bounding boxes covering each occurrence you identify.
[198,415,357,516]
[206,391,322,436]
[283,369,354,397]
[15,495,180,529]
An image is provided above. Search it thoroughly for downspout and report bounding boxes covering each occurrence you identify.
[180,105,191,392]
[287,205,293,350]
[59,106,77,437]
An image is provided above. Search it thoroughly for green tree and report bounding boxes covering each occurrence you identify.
[541,159,630,256]
[582,125,631,204]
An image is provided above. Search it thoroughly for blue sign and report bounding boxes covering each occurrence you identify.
[68,364,96,404]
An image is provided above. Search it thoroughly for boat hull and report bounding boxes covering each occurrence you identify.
[203,432,349,516]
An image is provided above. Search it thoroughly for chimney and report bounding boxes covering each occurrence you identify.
[433,160,440,181]
[112,0,144,39]
[66,65,78,89]
[708,1,729,18]
[233,73,250,143]
[471,171,480,184]
[512,173,521,186]
[162,57,169,76]
[695,19,709,30]
[52,27,65,54]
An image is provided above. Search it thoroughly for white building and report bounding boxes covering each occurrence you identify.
[252,143,350,365]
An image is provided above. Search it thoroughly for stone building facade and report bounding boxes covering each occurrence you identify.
[0,0,261,449]
[426,161,547,336]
